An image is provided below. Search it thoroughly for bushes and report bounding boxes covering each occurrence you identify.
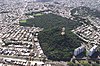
[92,63,100,66]
[79,61,91,66]
[67,62,80,66]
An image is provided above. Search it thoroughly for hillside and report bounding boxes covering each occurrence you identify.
[71,6,100,18]
[20,13,83,61]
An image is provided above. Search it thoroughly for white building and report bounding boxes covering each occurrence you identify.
[88,45,98,56]
[74,45,85,56]
[0,38,5,47]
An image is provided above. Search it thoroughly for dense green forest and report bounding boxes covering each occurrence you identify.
[20,13,83,61]
[20,14,82,29]
[39,27,82,61]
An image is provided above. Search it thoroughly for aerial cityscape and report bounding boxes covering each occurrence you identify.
[0,0,100,66]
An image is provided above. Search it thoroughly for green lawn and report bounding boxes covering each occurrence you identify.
[20,20,27,23]
[33,13,43,16]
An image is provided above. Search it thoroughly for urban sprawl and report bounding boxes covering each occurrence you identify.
[0,0,100,66]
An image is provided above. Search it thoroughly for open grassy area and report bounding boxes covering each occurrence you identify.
[33,13,43,16]
[20,20,27,23]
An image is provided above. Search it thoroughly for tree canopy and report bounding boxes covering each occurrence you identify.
[20,13,83,61]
